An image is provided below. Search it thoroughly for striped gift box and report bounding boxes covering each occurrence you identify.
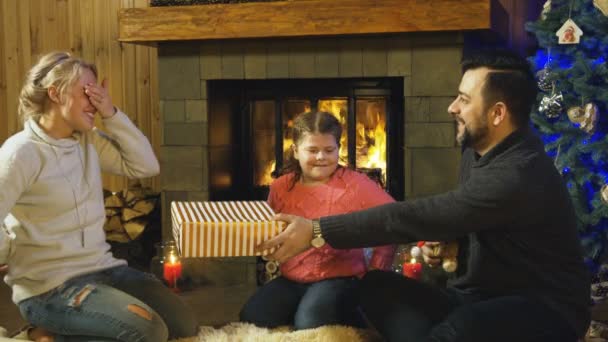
[171,201,285,258]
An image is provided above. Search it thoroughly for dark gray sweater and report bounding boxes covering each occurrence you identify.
[321,128,590,337]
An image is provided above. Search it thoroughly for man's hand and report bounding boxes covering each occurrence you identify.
[421,241,443,266]
[256,213,313,263]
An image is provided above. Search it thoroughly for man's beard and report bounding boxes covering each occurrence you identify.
[457,121,488,149]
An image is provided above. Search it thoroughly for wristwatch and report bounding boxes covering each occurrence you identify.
[310,219,326,248]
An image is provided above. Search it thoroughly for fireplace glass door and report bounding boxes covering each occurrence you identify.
[209,78,403,201]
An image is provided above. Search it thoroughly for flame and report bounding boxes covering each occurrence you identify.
[258,137,293,185]
[358,111,387,173]
[168,252,179,264]
[256,99,386,186]
[318,99,349,164]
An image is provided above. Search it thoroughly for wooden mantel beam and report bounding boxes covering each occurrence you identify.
[119,0,493,42]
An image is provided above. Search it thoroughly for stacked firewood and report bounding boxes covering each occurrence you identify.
[103,185,159,243]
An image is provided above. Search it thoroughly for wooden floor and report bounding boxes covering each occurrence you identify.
[0,280,256,335]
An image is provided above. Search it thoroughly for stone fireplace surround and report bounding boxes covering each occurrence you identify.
[157,32,463,297]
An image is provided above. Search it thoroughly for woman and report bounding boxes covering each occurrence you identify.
[0,51,197,341]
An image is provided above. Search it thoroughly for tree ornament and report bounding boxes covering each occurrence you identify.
[595,0,608,16]
[536,67,553,92]
[567,106,585,123]
[592,282,608,304]
[601,184,608,204]
[539,93,563,118]
[579,102,599,134]
[440,242,459,273]
[410,246,421,258]
[556,18,583,44]
[588,321,608,339]
[541,0,552,19]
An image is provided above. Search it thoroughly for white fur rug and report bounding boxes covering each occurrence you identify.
[171,323,382,342]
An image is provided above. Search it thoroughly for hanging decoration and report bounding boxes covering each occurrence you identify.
[579,102,599,134]
[594,0,608,16]
[536,67,554,92]
[557,18,584,44]
[567,105,586,124]
[601,184,608,204]
[542,0,552,19]
[539,92,564,118]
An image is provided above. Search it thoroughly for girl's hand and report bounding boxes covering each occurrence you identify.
[85,78,115,118]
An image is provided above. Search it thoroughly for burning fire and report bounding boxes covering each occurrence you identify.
[318,99,349,164]
[357,111,387,175]
[256,99,387,186]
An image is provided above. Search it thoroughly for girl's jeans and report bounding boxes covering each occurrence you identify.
[240,276,364,330]
[18,265,197,342]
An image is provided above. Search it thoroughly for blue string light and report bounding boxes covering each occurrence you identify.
[593,56,605,67]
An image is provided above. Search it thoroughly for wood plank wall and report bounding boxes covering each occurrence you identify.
[0,0,160,192]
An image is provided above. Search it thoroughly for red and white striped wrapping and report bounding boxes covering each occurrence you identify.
[171,201,285,258]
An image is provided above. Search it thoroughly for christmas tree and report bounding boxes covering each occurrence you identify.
[526,0,608,281]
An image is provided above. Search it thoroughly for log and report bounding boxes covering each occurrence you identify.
[133,199,156,216]
[106,232,130,243]
[105,208,121,217]
[122,207,146,222]
[124,220,147,240]
[104,215,123,233]
[123,187,145,205]
[104,193,124,208]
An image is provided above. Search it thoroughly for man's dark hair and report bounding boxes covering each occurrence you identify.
[461,49,537,128]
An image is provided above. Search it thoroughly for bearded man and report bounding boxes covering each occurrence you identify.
[258,49,590,342]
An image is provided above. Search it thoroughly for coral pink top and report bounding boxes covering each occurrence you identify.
[268,168,396,283]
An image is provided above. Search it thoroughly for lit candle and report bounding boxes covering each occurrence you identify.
[402,245,422,279]
[402,258,422,279]
[163,253,182,290]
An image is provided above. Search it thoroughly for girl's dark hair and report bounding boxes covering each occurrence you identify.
[278,111,343,190]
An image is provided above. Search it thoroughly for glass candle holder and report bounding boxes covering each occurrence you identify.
[150,241,182,290]
[162,242,182,291]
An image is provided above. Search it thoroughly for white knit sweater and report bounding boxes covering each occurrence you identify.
[0,111,160,304]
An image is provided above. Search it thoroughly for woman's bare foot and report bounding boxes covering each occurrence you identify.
[28,327,54,342]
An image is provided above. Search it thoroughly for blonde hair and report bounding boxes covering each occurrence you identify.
[18,51,97,123]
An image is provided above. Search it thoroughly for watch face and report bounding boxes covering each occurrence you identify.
[311,236,326,248]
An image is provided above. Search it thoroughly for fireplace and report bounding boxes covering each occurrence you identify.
[207,78,404,201]
[158,35,464,253]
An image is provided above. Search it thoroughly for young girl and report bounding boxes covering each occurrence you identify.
[0,52,197,341]
[240,111,396,330]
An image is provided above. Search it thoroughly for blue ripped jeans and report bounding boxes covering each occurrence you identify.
[18,265,197,342]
